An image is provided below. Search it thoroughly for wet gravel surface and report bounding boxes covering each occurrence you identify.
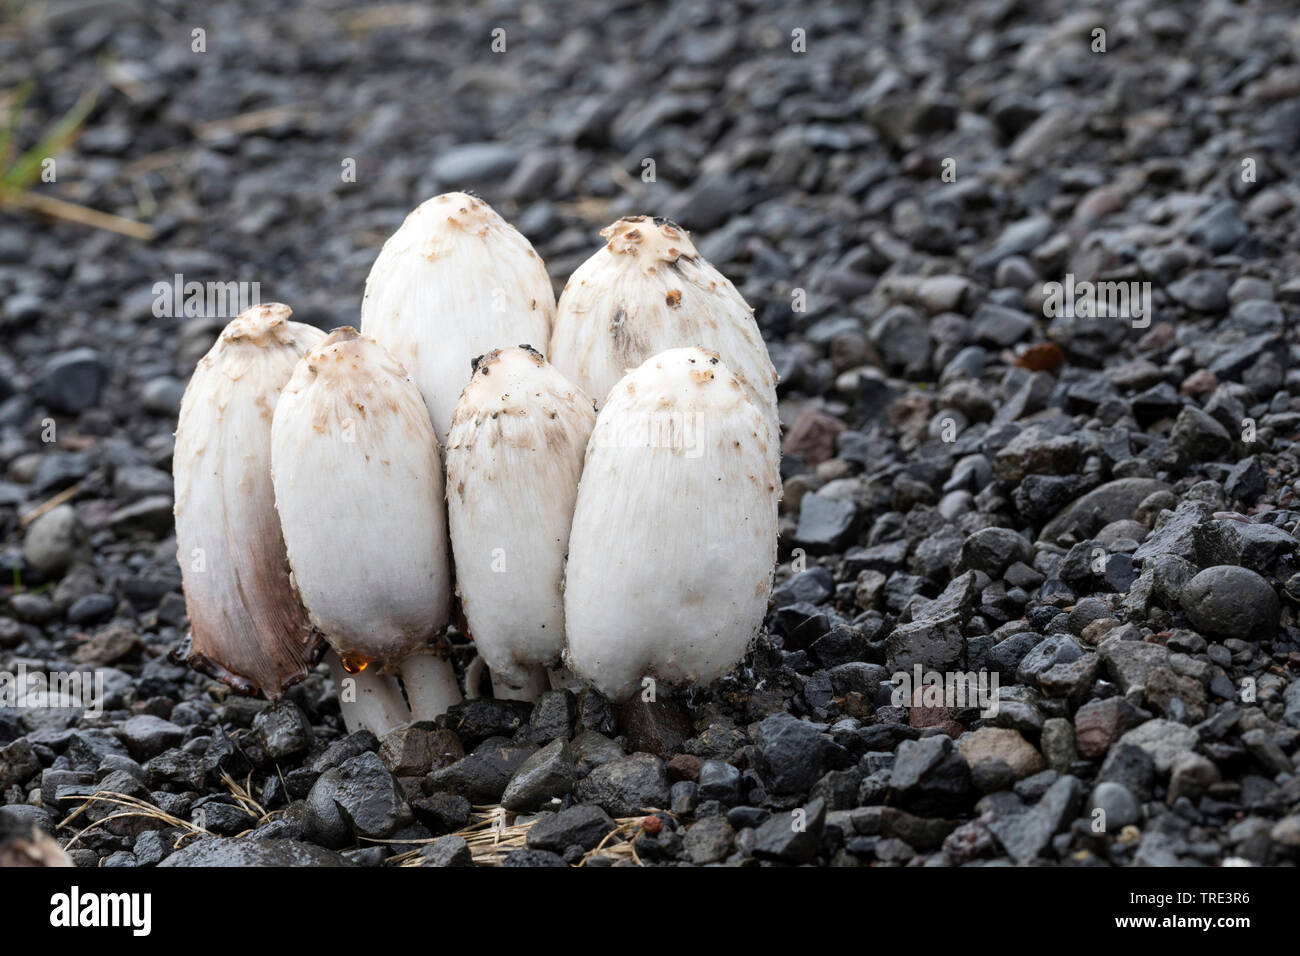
[3,0,1300,866]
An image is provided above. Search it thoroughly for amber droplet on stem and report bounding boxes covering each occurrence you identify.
[340,656,369,674]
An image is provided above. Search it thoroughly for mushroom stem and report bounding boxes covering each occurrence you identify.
[490,664,549,702]
[399,651,463,722]
[463,655,487,700]
[327,653,410,737]
[546,664,577,691]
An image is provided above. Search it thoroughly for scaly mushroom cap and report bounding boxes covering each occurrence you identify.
[271,327,450,668]
[173,303,325,698]
[360,192,555,445]
[548,216,779,440]
[563,346,779,700]
[445,345,595,687]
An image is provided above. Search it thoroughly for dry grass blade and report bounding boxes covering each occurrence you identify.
[56,790,211,852]
[1,188,155,241]
[388,805,667,867]
[221,771,273,824]
[193,107,299,141]
[0,80,153,241]
[18,468,103,526]
[343,3,437,34]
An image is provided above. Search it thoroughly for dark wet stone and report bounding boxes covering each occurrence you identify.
[614,696,695,760]
[573,753,669,816]
[159,837,354,867]
[1180,566,1280,640]
[120,715,185,762]
[888,735,973,815]
[752,797,826,864]
[330,751,413,839]
[437,699,533,749]
[32,348,105,414]
[527,803,617,854]
[795,493,859,551]
[501,738,577,811]
[252,700,313,760]
[428,737,538,805]
[419,835,474,867]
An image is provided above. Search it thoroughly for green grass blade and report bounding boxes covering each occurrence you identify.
[4,83,100,190]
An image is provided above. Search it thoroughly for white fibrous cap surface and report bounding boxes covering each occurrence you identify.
[173,303,325,698]
[271,327,450,667]
[445,345,595,687]
[563,346,779,700]
[549,216,779,442]
[360,192,555,445]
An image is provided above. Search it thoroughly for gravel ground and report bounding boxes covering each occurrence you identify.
[2,0,1300,867]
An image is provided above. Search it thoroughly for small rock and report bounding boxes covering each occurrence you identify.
[428,738,538,804]
[614,697,695,760]
[1089,781,1141,829]
[22,505,83,576]
[379,724,462,776]
[683,815,736,864]
[161,838,353,867]
[526,804,616,853]
[573,753,669,816]
[32,348,105,413]
[430,142,519,183]
[120,715,185,762]
[502,848,567,867]
[888,735,973,815]
[1167,270,1229,313]
[987,774,1082,863]
[883,613,967,671]
[419,835,473,867]
[252,701,313,760]
[1116,719,1197,774]
[1074,696,1149,758]
[501,738,577,811]
[794,493,858,552]
[1180,566,1280,640]
[753,797,826,864]
[755,712,835,795]
[331,751,412,839]
[957,727,1045,781]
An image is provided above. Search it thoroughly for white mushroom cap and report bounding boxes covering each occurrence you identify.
[563,346,779,700]
[445,345,595,687]
[270,327,451,668]
[173,303,325,698]
[360,192,555,445]
[548,216,779,441]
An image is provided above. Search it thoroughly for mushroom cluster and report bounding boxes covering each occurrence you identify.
[172,194,781,736]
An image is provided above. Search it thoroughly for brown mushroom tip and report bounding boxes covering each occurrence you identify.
[222,302,296,346]
[323,325,362,345]
[598,215,699,261]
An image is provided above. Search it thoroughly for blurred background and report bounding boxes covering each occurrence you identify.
[2,0,1300,868]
